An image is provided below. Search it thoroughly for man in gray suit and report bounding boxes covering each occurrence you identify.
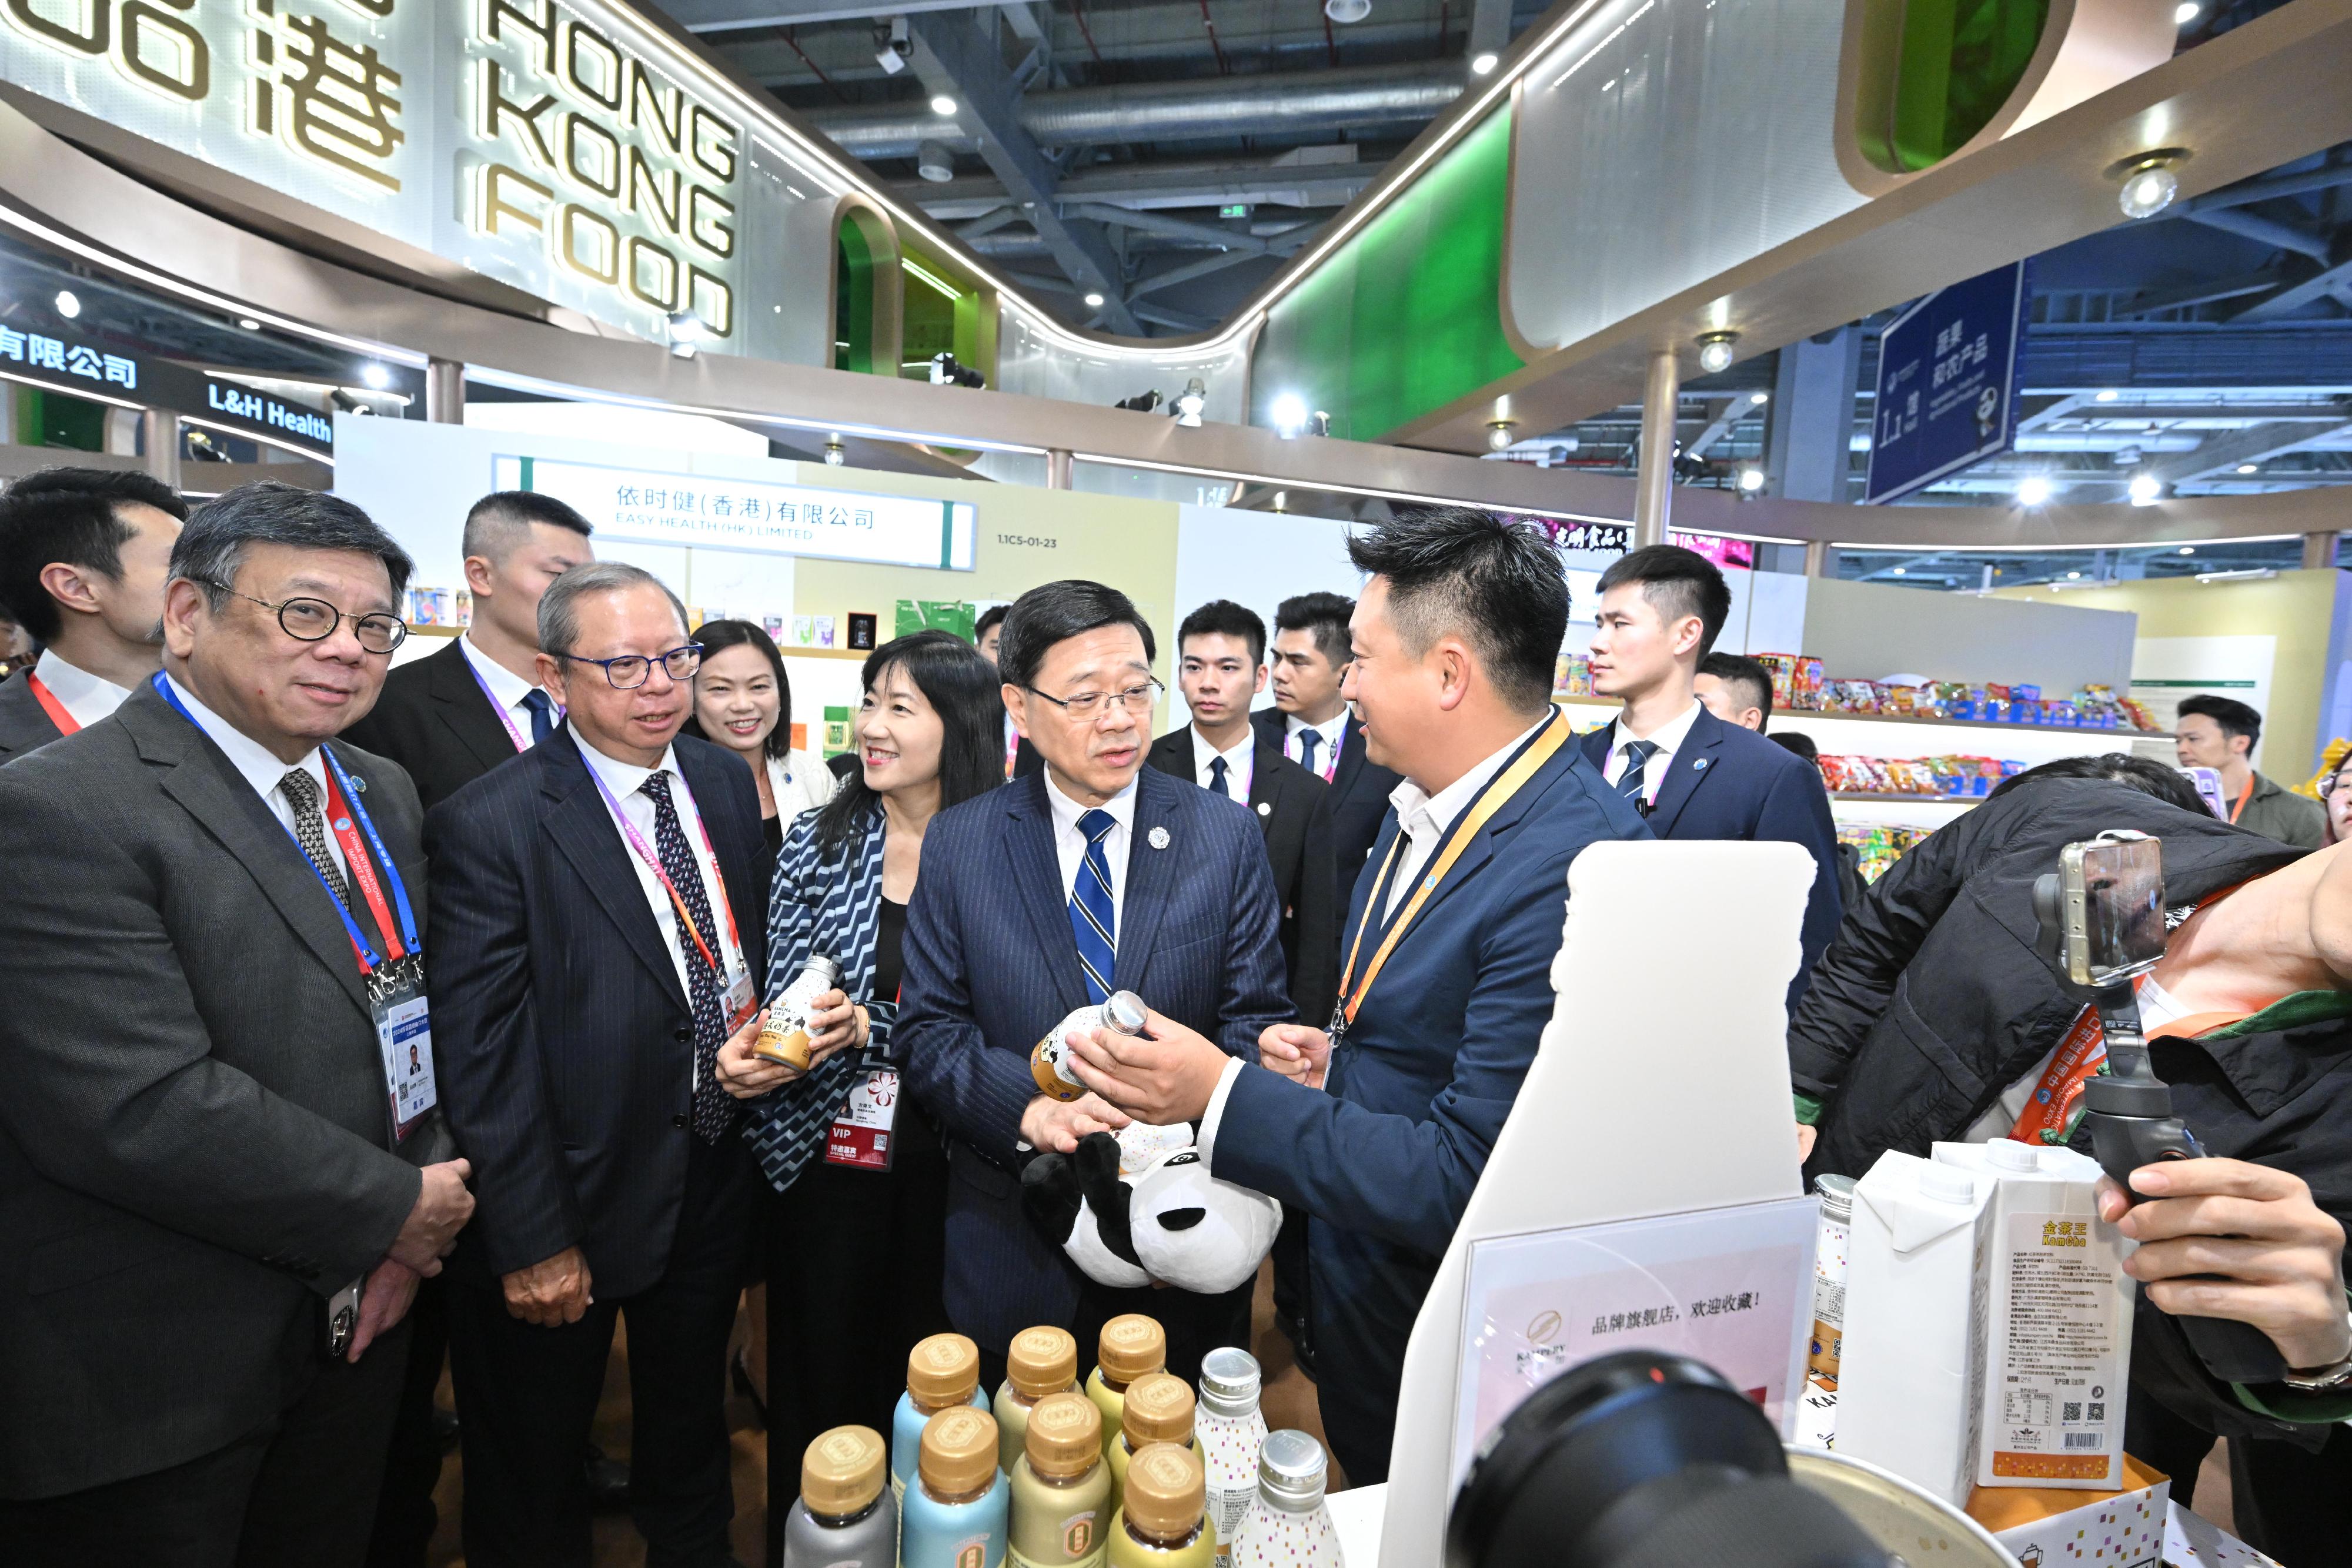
[0,482,476,1567]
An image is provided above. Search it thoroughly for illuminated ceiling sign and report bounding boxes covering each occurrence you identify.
[0,0,827,356]
[0,316,338,454]
[495,454,978,570]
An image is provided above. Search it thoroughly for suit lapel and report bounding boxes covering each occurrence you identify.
[540,730,690,1010]
[1144,730,1191,785]
[1002,774,1090,1014]
[1248,734,1284,837]
[128,690,375,1021]
[1578,724,1612,773]
[428,638,523,777]
[1331,717,1362,794]
[1382,720,1573,938]
[1645,707,1723,837]
[1114,771,1178,993]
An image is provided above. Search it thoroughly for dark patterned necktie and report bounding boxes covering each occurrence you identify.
[643,773,734,1142]
[1618,739,1658,815]
[280,768,351,907]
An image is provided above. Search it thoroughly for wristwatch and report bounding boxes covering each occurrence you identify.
[2281,1311,2352,1393]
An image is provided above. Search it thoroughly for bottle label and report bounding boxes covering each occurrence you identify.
[1207,1485,1251,1546]
[1008,1511,1103,1568]
[953,1534,993,1568]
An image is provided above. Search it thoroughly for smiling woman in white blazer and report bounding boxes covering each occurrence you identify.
[684,618,836,857]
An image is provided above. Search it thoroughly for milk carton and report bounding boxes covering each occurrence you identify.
[1836,1152,1993,1505]
[1934,1141,2135,1490]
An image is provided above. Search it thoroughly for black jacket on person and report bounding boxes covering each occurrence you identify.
[341,637,524,813]
[1791,780,2341,1445]
[1251,708,1402,915]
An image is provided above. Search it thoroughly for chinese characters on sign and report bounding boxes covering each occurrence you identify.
[0,329,137,393]
[1865,262,2029,504]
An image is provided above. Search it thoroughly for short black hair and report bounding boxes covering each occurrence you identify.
[1596,544,1732,659]
[0,466,188,642]
[997,579,1156,691]
[2175,694,2261,751]
[813,630,1005,854]
[1699,651,1774,728]
[1177,599,1267,667]
[1771,731,1819,764]
[461,491,592,563]
[681,618,793,760]
[1345,507,1566,714]
[1272,591,1355,671]
[174,482,411,610]
[1986,753,2209,815]
[974,603,1009,640]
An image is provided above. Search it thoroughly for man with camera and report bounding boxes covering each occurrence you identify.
[1791,773,2351,1559]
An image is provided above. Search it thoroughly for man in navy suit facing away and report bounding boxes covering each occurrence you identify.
[897,580,1292,1388]
[1065,509,1650,1484]
[1583,544,1842,1005]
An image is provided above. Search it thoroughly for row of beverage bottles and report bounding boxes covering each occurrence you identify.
[780,1313,1344,1568]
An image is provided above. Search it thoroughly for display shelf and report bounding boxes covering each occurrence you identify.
[1832,790,1987,804]
[1553,693,2167,741]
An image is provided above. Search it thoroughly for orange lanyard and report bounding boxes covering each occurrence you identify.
[22,672,78,735]
[2227,774,2254,824]
[1335,714,1572,1031]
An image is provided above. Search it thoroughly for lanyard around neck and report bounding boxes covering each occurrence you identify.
[584,758,741,985]
[22,671,79,735]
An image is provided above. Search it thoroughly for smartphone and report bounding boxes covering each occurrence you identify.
[2180,765,2227,820]
[2055,831,2166,988]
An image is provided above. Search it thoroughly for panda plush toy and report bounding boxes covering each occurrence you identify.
[1021,1120,1281,1294]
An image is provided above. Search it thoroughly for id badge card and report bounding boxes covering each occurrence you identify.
[368,952,436,1139]
[824,1069,899,1172]
[723,971,759,1034]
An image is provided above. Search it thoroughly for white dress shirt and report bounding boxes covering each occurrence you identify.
[1201,713,1554,1166]
[31,647,132,730]
[1045,769,1138,931]
[1283,710,1348,781]
[576,734,748,1006]
[162,672,348,880]
[1600,698,1705,807]
[764,749,838,823]
[1191,726,1255,804]
[459,632,546,750]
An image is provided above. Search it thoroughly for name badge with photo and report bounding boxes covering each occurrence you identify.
[825,1069,900,1172]
[369,953,436,1138]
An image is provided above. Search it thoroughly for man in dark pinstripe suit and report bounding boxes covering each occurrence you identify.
[427,564,769,1568]
[898,580,1293,1389]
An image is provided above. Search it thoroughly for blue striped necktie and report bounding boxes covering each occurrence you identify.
[1618,738,1658,814]
[1068,808,1119,1004]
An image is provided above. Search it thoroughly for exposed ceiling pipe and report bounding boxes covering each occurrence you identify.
[804,61,1464,158]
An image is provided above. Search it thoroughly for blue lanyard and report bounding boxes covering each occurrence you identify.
[151,673,422,972]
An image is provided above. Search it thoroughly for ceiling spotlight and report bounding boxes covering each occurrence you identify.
[2094,389,2120,403]
[2179,546,2196,555]
[2067,570,2082,580]
[1892,567,1907,576]
[665,310,710,359]
[2235,462,2257,474]
[823,434,846,466]
[1749,391,1769,404]
[916,140,955,182]
[1173,377,1207,428]
[1084,291,1105,307]
[1470,51,1499,74]
[2173,1,2200,21]
[238,317,262,331]
[1695,331,1738,375]
[359,361,393,389]
[2112,150,2188,220]
[874,15,910,73]
[2016,475,2053,507]
[930,93,958,116]
[2127,472,2163,506]
[1324,0,1370,21]
[1269,392,1309,438]
[1738,466,1766,493]
[1274,491,1288,512]
[53,289,80,319]
[1486,420,1519,452]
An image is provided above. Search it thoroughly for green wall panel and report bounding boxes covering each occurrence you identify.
[1251,106,1524,442]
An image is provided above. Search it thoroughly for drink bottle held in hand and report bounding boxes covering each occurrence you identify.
[758,954,846,1070]
[1034,991,1148,1102]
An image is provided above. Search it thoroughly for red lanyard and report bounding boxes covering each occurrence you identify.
[586,763,742,983]
[319,767,409,971]
[22,672,78,735]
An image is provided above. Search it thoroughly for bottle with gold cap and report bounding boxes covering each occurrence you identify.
[1008,1390,1111,1568]
[1084,1315,1167,1460]
[901,1406,1010,1568]
[1109,1443,1214,1568]
[783,1425,897,1568]
[996,1326,1081,1474]
[1195,1349,1268,1568]
[1105,1373,1199,1518]
[894,1333,991,1503]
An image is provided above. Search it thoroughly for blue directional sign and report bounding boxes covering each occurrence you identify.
[1864,262,2029,504]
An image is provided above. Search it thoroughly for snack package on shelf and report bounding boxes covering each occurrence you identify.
[1793,656,1826,710]
[1752,653,1801,708]
[1552,653,1593,697]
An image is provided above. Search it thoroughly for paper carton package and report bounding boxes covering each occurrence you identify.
[1835,1152,1993,1505]
[1966,1455,2169,1567]
[1934,1141,2135,1489]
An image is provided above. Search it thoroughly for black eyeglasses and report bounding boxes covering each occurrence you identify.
[1025,676,1164,721]
[561,644,704,689]
[208,583,406,654]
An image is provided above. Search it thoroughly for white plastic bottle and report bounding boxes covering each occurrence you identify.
[1227,1430,1341,1568]
[1194,1349,1268,1568]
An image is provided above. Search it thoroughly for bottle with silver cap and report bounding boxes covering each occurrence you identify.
[1034,991,1148,1103]
[1194,1349,1268,1568]
[758,954,847,1071]
[1227,1430,1341,1568]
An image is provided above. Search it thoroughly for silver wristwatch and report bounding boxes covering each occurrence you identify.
[2281,1312,2352,1393]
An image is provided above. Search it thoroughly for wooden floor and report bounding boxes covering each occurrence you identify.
[422,1261,1337,1566]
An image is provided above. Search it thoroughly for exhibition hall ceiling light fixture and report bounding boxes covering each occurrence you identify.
[1696,331,1739,375]
[2110,149,2190,219]
[1487,419,1519,451]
